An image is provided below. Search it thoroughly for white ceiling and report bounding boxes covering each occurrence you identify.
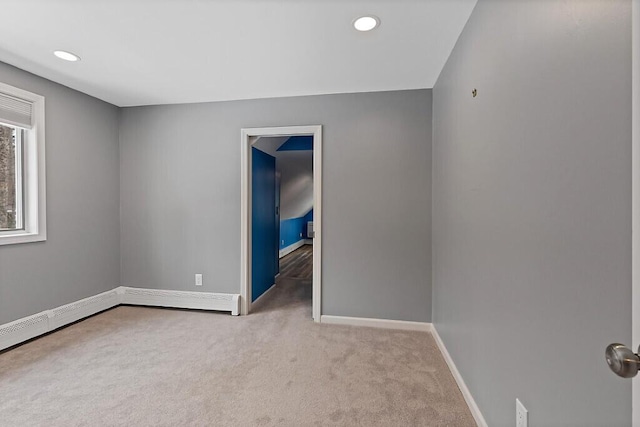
[0,0,477,107]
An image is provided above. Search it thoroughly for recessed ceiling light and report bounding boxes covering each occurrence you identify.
[54,50,81,62]
[353,16,380,32]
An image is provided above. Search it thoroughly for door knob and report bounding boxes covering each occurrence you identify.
[605,343,640,378]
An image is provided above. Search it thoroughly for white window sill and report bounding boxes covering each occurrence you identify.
[0,230,46,246]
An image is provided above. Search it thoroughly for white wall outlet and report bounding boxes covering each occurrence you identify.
[516,398,528,427]
[281,240,284,245]
[299,233,303,237]
[195,274,203,286]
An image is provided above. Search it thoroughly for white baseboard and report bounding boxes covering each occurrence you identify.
[250,283,276,311]
[0,288,120,351]
[118,287,240,315]
[431,325,487,427]
[279,239,306,258]
[0,287,240,352]
[320,315,432,332]
[304,239,313,245]
[49,288,121,330]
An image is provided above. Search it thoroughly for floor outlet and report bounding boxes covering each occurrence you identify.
[516,398,528,427]
[195,274,203,286]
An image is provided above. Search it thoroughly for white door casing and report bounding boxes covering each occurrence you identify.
[241,125,323,321]
[632,0,639,424]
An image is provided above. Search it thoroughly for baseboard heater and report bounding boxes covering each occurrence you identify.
[0,286,240,352]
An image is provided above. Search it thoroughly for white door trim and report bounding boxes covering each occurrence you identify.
[241,125,323,321]
[632,0,639,424]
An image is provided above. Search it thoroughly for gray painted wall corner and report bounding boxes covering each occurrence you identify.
[0,62,120,324]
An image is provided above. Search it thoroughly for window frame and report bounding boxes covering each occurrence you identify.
[0,82,46,246]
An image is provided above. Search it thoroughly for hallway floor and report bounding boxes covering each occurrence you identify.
[279,244,313,281]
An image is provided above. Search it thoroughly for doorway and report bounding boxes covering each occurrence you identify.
[240,125,322,321]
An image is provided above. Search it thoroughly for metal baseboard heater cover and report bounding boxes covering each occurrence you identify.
[0,287,240,352]
[118,287,240,313]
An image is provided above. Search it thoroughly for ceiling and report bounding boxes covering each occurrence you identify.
[0,0,477,107]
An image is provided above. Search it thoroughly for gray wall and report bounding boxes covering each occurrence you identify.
[0,62,120,324]
[432,0,631,425]
[276,150,313,221]
[119,89,433,322]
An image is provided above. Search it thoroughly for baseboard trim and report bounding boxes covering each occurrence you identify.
[320,315,432,332]
[250,283,276,312]
[0,287,240,352]
[431,325,487,427]
[279,239,306,258]
[118,287,240,315]
[0,288,120,351]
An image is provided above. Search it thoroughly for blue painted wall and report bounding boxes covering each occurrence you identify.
[279,217,306,249]
[252,147,277,302]
[277,135,313,151]
[280,209,313,249]
[303,209,314,222]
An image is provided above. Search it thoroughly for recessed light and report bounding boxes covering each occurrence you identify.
[353,16,380,32]
[54,50,81,62]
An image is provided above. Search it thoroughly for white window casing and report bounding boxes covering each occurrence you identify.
[0,81,46,246]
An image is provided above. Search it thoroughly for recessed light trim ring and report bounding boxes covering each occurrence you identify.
[353,16,380,32]
[54,50,81,62]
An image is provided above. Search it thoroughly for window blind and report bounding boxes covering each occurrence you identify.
[0,91,33,129]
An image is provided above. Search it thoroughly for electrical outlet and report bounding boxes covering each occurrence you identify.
[281,240,284,245]
[195,274,203,286]
[299,233,303,237]
[516,399,528,427]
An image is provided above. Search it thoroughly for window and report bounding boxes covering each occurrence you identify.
[0,82,45,245]
[0,124,23,231]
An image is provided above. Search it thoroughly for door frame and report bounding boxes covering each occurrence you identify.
[240,125,323,321]
[632,0,639,423]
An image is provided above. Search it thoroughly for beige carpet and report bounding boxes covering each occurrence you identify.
[0,277,475,426]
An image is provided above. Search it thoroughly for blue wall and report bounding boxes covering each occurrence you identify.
[252,148,277,302]
[277,135,313,151]
[280,217,306,249]
[304,209,314,221]
[280,209,313,249]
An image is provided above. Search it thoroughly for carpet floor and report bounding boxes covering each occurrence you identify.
[0,277,475,426]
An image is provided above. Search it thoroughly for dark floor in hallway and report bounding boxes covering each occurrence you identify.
[279,244,313,280]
